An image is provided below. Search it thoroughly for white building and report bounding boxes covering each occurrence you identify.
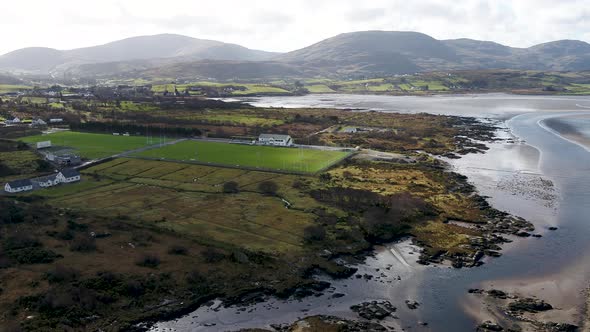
[258,134,294,147]
[49,118,63,124]
[36,141,52,149]
[57,169,81,183]
[32,119,47,127]
[4,179,33,193]
[31,174,60,188]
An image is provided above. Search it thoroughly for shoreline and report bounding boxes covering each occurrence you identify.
[538,114,590,153]
[459,112,589,331]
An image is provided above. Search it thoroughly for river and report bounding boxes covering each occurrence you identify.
[153,93,590,331]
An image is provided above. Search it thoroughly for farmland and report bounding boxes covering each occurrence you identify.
[36,158,338,254]
[132,140,352,173]
[20,131,170,159]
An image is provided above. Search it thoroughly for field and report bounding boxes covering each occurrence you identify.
[20,131,170,159]
[132,140,352,173]
[36,158,333,253]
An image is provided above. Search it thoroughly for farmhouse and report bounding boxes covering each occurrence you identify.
[31,174,60,189]
[6,117,20,124]
[4,179,33,193]
[258,134,294,147]
[32,119,47,127]
[58,169,81,183]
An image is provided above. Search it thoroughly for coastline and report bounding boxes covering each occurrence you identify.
[457,111,590,331]
[149,96,590,332]
[539,114,590,153]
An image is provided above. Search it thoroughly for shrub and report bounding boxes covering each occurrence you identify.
[222,181,239,194]
[3,234,41,251]
[303,225,327,243]
[136,254,160,268]
[167,245,188,255]
[201,247,225,263]
[258,181,278,195]
[7,247,61,265]
[69,236,96,252]
[45,265,80,283]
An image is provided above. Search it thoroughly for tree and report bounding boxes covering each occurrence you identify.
[222,181,239,194]
[303,225,326,242]
[258,181,278,195]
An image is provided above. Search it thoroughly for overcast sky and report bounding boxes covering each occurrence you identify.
[3,0,589,54]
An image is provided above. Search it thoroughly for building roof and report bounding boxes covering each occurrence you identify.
[259,134,292,140]
[31,174,59,183]
[7,179,33,188]
[60,168,80,178]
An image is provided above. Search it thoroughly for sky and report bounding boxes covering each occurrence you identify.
[2,0,590,54]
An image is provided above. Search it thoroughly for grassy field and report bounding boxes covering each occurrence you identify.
[305,84,335,93]
[20,131,170,159]
[133,140,351,173]
[36,158,330,253]
[0,84,31,93]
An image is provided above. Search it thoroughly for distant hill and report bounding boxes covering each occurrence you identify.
[0,34,277,74]
[275,31,590,75]
[1,31,590,79]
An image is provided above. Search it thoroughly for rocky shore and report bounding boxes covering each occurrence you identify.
[469,288,579,332]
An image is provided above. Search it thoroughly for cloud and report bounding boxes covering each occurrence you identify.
[0,0,589,55]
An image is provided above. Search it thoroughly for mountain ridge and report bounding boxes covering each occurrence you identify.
[1,31,589,78]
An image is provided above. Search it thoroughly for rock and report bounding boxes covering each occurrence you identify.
[468,288,485,294]
[532,234,543,238]
[477,320,504,331]
[508,298,553,313]
[332,293,345,298]
[350,300,396,320]
[487,289,508,299]
[515,231,531,237]
[548,227,558,231]
[541,322,578,332]
[405,300,420,310]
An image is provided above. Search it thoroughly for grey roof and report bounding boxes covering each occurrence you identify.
[259,134,292,140]
[7,179,33,188]
[31,174,59,183]
[60,168,80,178]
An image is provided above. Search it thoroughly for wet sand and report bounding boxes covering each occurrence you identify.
[541,114,590,152]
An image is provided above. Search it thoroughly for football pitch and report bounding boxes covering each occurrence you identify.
[132,140,351,173]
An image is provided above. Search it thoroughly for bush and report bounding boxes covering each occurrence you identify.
[69,236,96,252]
[45,265,80,283]
[7,247,61,265]
[222,181,239,194]
[303,225,326,242]
[167,245,188,255]
[136,254,160,268]
[3,234,41,251]
[201,247,225,263]
[258,181,278,195]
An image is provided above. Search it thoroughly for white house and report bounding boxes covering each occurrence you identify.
[57,169,81,183]
[6,117,20,125]
[36,141,52,149]
[49,118,63,124]
[32,119,47,127]
[258,134,294,147]
[342,127,359,134]
[31,174,60,189]
[4,179,33,193]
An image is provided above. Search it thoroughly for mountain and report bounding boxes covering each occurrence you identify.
[2,31,590,79]
[0,34,277,74]
[275,31,590,75]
